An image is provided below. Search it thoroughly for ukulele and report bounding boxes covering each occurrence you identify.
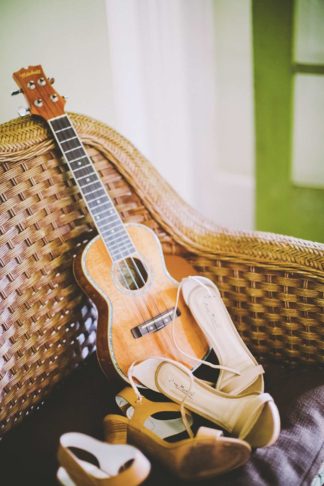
[13,65,209,381]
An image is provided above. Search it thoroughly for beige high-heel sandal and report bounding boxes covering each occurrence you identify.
[181,276,265,395]
[131,358,280,448]
[57,432,150,486]
[104,387,251,481]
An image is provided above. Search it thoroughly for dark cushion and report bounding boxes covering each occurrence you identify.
[218,384,324,486]
[1,355,323,486]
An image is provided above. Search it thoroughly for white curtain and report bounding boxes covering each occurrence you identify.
[104,0,254,230]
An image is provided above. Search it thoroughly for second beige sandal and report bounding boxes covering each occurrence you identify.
[131,358,280,448]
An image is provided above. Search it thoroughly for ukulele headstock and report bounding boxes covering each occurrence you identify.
[12,65,66,120]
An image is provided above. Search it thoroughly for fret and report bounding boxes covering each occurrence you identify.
[56,127,77,142]
[74,165,92,175]
[105,238,135,254]
[97,219,120,231]
[50,116,71,131]
[102,231,126,244]
[73,165,96,178]
[99,224,124,240]
[64,145,82,154]
[97,212,124,229]
[55,126,70,133]
[89,203,114,214]
[111,252,135,263]
[61,136,77,143]
[99,223,123,234]
[78,177,100,189]
[49,114,135,262]
[94,214,106,223]
[85,188,106,202]
[105,232,131,247]
[81,181,102,194]
[101,222,124,234]
[70,157,91,171]
[106,242,132,257]
[102,230,126,245]
[109,240,135,254]
[65,147,86,162]
[92,210,116,221]
[110,246,136,260]
[61,139,82,152]
[69,155,89,165]
[77,172,98,183]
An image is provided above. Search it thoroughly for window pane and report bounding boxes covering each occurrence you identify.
[294,0,324,63]
[292,74,324,187]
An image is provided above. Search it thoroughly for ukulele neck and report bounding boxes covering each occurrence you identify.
[49,114,135,261]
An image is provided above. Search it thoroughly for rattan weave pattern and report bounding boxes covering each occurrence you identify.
[0,113,323,437]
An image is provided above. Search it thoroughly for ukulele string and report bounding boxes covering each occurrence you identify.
[118,255,162,322]
[127,253,178,326]
[128,256,165,317]
[116,251,171,333]
[116,254,160,325]
[130,254,181,325]
[116,260,147,325]
[130,253,184,357]
[122,256,182,353]
[123,254,183,356]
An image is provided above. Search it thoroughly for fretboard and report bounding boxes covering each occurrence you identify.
[49,115,136,261]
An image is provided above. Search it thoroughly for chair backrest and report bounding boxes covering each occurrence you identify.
[1,113,324,437]
[0,113,181,436]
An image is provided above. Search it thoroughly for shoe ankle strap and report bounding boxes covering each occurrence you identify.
[116,386,189,428]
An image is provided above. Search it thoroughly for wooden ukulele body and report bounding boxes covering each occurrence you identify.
[74,223,209,381]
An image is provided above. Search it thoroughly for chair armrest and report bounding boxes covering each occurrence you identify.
[182,226,324,367]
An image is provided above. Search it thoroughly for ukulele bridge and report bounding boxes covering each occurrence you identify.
[131,307,181,339]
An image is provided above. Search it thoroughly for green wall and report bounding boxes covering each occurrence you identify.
[253,0,324,243]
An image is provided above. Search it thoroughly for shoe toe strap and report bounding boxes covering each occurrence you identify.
[236,393,273,440]
[219,365,264,395]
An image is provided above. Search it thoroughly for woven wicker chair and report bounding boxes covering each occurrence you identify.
[0,114,324,484]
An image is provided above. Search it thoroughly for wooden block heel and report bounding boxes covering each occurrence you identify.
[104,415,128,444]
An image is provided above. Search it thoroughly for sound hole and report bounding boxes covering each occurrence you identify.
[117,257,148,290]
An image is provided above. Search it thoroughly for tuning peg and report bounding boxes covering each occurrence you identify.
[48,77,55,84]
[17,106,31,117]
[11,89,23,96]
